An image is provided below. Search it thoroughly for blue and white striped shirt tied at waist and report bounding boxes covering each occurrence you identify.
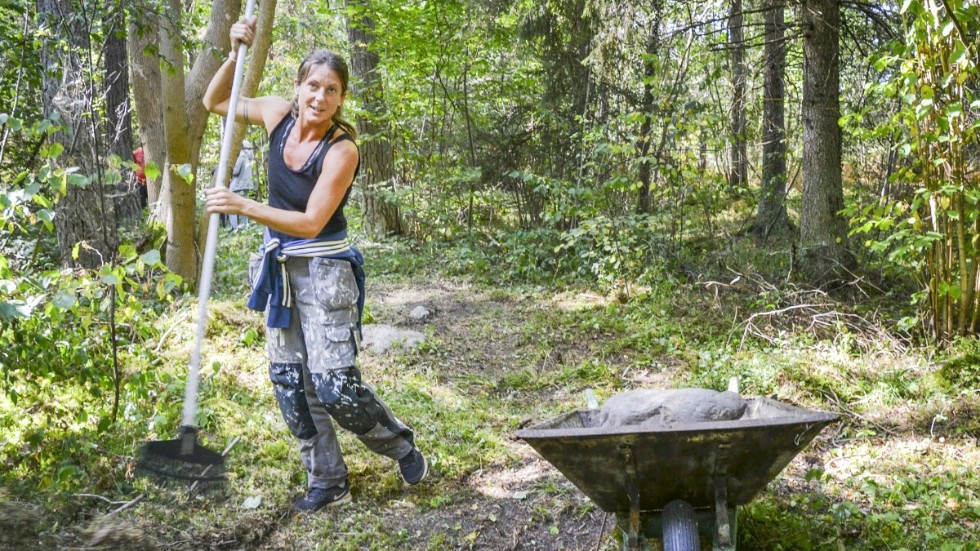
[247,229,365,329]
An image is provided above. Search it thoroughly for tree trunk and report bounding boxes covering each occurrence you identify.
[729,0,748,190]
[156,0,197,280]
[127,0,244,283]
[346,0,402,237]
[104,2,133,160]
[128,2,165,209]
[197,0,277,258]
[103,0,140,223]
[38,0,120,269]
[636,7,662,215]
[799,0,854,284]
[752,0,789,238]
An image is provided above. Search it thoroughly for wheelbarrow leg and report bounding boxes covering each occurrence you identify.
[712,476,737,551]
[621,445,642,551]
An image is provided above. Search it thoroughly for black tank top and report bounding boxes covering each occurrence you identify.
[267,114,359,242]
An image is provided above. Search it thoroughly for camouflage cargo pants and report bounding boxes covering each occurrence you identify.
[251,255,415,489]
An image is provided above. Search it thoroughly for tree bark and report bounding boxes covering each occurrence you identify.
[156,0,197,280]
[729,0,748,190]
[38,0,120,269]
[636,5,662,215]
[752,0,789,238]
[197,0,277,259]
[127,0,244,283]
[345,0,402,237]
[128,2,165,208]
[799,0,854,284]
[103,0,140,223]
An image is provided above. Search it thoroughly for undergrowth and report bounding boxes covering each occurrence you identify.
[1,226,978,550]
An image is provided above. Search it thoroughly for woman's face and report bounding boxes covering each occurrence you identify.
[294,64,345,124]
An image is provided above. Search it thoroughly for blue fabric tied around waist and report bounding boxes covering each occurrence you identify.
[248,230,365,329]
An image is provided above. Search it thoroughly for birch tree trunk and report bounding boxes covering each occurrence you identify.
[197,0,277,258]
[127,0,249,283]
[128,2,165,209]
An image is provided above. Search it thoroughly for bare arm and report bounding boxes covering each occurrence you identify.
[202,16,289,132]
[205,140,359,239]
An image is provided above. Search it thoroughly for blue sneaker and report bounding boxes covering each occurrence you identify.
[292,481,351,512]
[398,448,429,485]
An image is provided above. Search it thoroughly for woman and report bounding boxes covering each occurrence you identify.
[203,17,427,512]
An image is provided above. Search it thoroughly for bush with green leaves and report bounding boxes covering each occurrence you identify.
[845,0,979,342]
[1,126,178,494]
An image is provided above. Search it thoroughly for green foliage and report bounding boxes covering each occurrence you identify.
[0,122,180,495]
[845,0,980,342]
[5,0,980,548]
[939,337,980,390]
[556,214,665,291]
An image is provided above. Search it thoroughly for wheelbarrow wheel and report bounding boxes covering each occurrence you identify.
[662,499,700,551]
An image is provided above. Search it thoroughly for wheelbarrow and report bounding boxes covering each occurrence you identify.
[514,390,838,550]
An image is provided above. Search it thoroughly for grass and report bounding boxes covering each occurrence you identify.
[1,226,979,550]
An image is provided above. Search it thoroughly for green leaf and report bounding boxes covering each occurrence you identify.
[67,173,89,189]
[900,0,915,13]
[951,43,968,66]
[56,464,81,485]
[915,102,932,120]
[42,143,64,159]
[144,161,160,181]
[176,163,194,184]
[52,291,76,309]
[0,300,28,319]
[140,250,162,266]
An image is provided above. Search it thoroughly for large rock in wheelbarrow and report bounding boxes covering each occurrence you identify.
[515,393,838,514]
[598,388,747,429]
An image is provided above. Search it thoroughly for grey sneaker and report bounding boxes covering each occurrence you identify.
[292,481,351,512]
[398,448,429,485]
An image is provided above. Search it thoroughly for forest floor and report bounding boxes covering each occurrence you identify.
[2,234,978,550]
[213,277,631,550]
[78,276,635,551]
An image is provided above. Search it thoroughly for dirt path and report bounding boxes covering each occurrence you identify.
[253,278,624,550]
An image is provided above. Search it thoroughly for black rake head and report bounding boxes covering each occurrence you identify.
[137,426,226,482]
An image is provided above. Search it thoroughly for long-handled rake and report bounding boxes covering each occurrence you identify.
[138,0,257,482]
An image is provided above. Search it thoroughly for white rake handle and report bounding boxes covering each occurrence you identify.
[182,0,258,428]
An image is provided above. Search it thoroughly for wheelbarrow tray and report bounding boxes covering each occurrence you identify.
[515,397,838,514]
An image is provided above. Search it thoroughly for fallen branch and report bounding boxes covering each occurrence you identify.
[741,303,830,348]
[109,494,144,516]
[74,493,119,505]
